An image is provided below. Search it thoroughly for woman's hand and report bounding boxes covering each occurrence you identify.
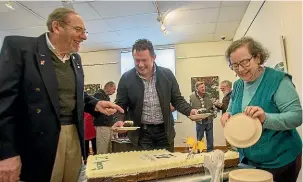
[244,106,266,123]
[220,112,231,127]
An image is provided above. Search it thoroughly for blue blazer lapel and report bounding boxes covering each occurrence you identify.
[35,34,60,120]
[70,54,84,124]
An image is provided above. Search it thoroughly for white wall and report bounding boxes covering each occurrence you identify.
[174,41,237,147]
[79,50,121,100]
[234,0,302,136]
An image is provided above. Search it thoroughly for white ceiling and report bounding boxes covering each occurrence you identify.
[0,1,250,52]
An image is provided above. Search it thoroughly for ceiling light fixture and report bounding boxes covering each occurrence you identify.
[154,0,169,35]
[5,1,15,10]
[61,1,74,10]
[158,17,168,35]
[161,24,168,35]
[157,14,168,35]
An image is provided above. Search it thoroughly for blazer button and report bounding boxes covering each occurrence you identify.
[35,88,40,92]
[36,109,41,113]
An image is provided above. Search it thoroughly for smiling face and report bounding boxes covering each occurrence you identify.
[133,49,155,78]
[230,45,261,82]
[52,13,87,53]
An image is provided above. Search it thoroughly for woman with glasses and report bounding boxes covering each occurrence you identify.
[221,37,302,182]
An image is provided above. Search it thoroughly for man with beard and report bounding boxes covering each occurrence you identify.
[213,80,233,150]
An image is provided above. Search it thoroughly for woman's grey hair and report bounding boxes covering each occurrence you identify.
[46,8,76,32]
[225,37,270,65]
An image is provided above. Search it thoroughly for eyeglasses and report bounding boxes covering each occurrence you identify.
[229,56,253,70]
[60,21,88,36]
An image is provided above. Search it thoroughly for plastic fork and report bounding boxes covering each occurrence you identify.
[204,150,225,182]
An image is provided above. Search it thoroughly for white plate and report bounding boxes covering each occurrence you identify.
[115,127,140,131]
[188,113,212,120]
[229,169,273,182]
[224,113,262,148]
[124,120,134,124]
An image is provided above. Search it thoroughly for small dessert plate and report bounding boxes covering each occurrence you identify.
[115,127,140,131]
[188,113,212,120]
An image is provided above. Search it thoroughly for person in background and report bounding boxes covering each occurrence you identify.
[84,112,96,164]
[0,8,123,182]
[112,39,198,152]
[213,80,232,114]
[93,81,116,154]
[213,80,233,150]
[221,37,302,182]
[189,81,215,152]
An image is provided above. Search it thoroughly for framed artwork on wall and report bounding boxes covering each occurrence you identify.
[84,84,101,96]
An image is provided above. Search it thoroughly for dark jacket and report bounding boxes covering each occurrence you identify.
[189,91,215,123]
[114,66,192,145]
[0,34,98,182]
[215,91,232,113]
[92,89,113,126]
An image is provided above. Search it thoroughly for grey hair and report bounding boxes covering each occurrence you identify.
[195,81,205,89]
[225,37,270,65]
[221,80,232,88]
[46,8,76,32]
[104,81,115,89]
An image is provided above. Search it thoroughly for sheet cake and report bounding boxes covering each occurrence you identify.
[86,150,239,182]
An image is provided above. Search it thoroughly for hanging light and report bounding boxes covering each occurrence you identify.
[161,23,168,35]
[155,1,169,35]
[5,1,15,10]
[161,24,168,34]
[163,29,168,35]
[161,24,166,31]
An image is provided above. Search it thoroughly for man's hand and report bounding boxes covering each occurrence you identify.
[111,121,128,133]
[94,101,124,115]
[188,109,201,121]
[211,98,217,103]
[190,109,198,116]
[212,98,222,107]
[0,156,21,182]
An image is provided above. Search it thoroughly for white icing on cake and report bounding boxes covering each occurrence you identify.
[86,150,239,179]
